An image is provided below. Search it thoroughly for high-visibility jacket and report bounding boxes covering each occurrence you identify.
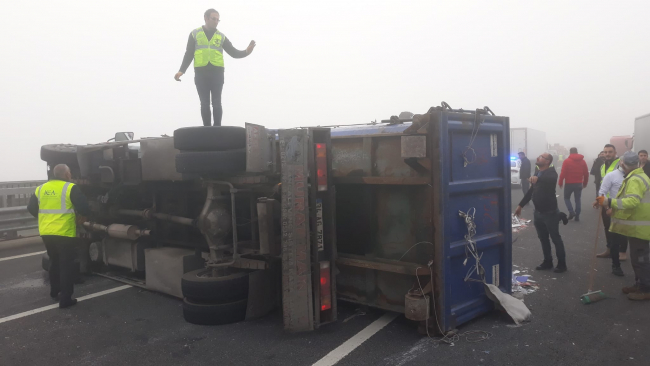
[192,27,225,68]
[601,158,620,178]
[35,180,76,237]
[610,167,650,240]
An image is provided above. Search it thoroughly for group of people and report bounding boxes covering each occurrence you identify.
[514,145,650,301]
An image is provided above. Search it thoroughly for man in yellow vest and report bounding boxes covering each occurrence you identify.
[174,9,256,126]
[27,164,91,308]
[598,151,650,300]
[596,143,622,258]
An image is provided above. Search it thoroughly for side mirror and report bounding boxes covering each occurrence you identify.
[115,132,134,142]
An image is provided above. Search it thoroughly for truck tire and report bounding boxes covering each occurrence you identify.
[182,298,247,325]
[174,126,246,151]
[40,144,79,166]
[181,269,249,302]
[175,149,246,175]
[42,252,50,272]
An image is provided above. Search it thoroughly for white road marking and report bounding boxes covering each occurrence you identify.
[312,312,399,366]
[0,251,46,262]
[0,285,132,324]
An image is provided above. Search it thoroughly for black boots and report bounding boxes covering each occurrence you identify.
[59,298,78,309]
[554,263,567,273]
[536,261,567,272]
[536,261,554,270]
[612,266,624,277]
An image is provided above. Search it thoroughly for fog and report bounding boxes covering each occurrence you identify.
[1,0,649,181]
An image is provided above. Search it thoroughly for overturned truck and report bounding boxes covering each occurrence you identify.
[39,104,512,333]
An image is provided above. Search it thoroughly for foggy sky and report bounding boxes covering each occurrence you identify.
[1,0,649,181]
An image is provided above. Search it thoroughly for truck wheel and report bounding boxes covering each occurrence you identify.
[181,268,249,302]
[174,126,246,151]
[40,144,79,166]
[42,252,50,272]
[182,298,247,325]
[175,149,246,175]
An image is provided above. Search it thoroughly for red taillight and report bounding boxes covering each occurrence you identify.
[316,143,328,191]
[320,261,332,311]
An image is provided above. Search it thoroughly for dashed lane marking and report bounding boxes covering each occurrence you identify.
[0,251,46,262]
[312,312,399,366]
[0,285,132,324]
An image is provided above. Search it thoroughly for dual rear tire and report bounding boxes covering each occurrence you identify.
[180,268,250,326]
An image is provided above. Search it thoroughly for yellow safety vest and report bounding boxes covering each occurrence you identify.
[610,168,650,240]
[601,158,620,178]
[192,27,225,68]
[35,180,76,237]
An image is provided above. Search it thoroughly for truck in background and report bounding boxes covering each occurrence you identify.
[610,135,634,154]
[633,113,650,152]
[510,128,547,160]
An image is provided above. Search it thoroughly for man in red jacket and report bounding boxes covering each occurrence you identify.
[558,147,589,221]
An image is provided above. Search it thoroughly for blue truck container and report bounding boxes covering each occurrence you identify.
[330,106,512,332]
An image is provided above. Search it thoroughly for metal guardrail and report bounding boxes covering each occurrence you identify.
[0,181,44,239]
[0,206,37,239]
[0,181,45,208]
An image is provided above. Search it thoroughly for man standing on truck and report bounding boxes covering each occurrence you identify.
[515,153,567,273]
[597,144,621,258]
[174,9,256,126]
[27,164,91,308]
[558,147,589,221]
[518,151,532,194]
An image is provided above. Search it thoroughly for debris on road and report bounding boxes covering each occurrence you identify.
[512,270,539,295]
[512,215,531,233]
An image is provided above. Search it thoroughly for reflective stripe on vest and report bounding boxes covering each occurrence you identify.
[601,158,620,178]
[610,169,650,240]
[192,27,225,68]
[36,180,76,237]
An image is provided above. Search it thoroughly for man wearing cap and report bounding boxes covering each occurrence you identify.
[598,151,650,300]
[518,151,532,194]
[593,162,626,276]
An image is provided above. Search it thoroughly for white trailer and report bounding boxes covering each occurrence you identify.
[634,113,650,152]
[510,128,547,160]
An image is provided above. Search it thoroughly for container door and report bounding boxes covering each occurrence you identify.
[432,111,512,332]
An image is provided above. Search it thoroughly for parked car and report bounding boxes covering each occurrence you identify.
[511,158,521,186]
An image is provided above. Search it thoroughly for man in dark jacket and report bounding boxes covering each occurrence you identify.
[515,153,567,273]
[518,152,532,194]
[591,151,605,194]
[558,147,589,221]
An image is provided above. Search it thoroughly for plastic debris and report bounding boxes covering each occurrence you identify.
[512,215,531,233]
[511,270,539,295]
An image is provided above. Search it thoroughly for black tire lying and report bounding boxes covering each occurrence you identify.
[174,126,246,151]
[40,144,79,166]
[181,268,249,302]
[42,252,50,272]
[182,298,247,325]
[175,149,246,175]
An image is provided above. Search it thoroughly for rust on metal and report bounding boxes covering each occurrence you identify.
[279,129,314,332]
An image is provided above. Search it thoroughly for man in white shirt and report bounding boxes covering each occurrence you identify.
[594,166,627,276]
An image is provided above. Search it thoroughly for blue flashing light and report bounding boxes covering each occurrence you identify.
[510,157,517,160]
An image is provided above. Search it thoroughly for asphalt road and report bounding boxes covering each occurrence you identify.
[0,186,648,366]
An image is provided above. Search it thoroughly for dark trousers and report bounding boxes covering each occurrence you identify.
[521,178,530,195]
[534,209,566,264]
[42,236,78,303]
[602,210,628,257]
[195,72,224,126]
[563,183,582,216]
[628,237,650,292]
